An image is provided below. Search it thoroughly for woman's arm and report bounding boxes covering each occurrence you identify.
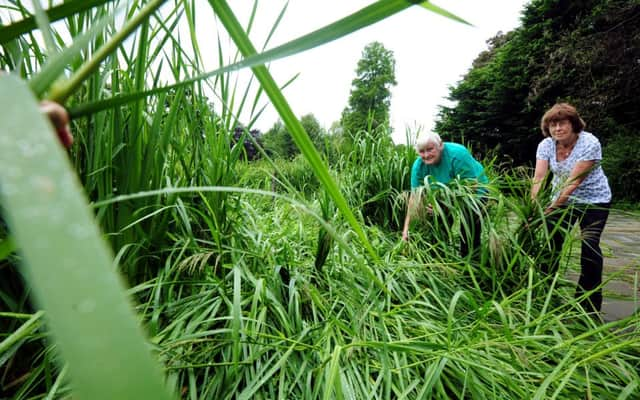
[547,160,595,210]
[402,192,415,241]
[531,159,549,201]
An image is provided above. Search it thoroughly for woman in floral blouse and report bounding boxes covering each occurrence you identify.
[531,103,612,314]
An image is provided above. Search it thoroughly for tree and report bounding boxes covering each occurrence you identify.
[262,120,294,158]
[341,41,397,140]
[262,113,326,159]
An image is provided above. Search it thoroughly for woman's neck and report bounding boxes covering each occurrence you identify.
[556,133,578,147]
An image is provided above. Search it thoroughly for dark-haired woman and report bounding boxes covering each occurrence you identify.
[531,103,612,314]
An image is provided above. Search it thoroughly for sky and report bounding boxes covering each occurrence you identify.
[203,1,531,144]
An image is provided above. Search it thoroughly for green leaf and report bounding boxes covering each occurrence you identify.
[0,0,116,45]
[0,75,174,400]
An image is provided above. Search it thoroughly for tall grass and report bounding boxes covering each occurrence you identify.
[1,1,639,399]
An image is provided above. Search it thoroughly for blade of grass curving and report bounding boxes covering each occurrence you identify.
[47,0,167,103]
[0,75,173,400]
[44,364,68,400]
[532,350,575,400]
[68,0,466,118]
[210,0,386,289]
[0,0,116,45]
[237,328,310,400]
[419,2,471,25]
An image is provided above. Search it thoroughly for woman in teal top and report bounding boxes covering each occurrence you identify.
[402,132,487,259]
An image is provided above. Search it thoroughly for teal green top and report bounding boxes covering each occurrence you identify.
[410,142,487,190]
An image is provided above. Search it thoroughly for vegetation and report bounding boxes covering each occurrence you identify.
[1,1,639,399]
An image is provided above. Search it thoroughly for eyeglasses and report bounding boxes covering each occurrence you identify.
[548,119,571,129]
[418,145,439,154]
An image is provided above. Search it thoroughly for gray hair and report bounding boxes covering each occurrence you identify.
[414,132,443,151]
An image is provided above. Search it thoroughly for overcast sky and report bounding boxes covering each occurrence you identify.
[203,1,531,143]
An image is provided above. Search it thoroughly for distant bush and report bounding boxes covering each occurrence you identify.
[233,126,263,161]
[602,133,640,202]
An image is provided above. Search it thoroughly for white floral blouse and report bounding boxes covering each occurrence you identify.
[536,131,612,204]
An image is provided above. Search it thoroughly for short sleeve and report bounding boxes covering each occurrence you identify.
[410,158,421,189]
[577,134,602,161]
[536,138,553,161]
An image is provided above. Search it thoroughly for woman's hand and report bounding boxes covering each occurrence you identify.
[39,100,73,148]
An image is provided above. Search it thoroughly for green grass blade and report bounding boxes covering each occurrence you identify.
[0,75,174,400]
[419,2,471,25]
[32,0,57,55]
[0,0,116,45]
[0,310,43,355]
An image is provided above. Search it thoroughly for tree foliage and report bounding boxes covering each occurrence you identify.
[435,0,640,200]
[262,113,326,159]
[341,41,397,140]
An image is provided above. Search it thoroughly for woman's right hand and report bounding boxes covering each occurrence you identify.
[402,230,409,241]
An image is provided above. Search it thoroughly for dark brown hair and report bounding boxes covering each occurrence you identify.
[540,103,586,137]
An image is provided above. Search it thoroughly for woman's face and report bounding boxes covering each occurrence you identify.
[548,119,576,141]
[418,141,444,165]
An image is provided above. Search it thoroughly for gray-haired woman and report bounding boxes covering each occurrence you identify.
[402,132,488,259]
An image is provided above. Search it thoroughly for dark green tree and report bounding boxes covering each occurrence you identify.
[341,41,397,140]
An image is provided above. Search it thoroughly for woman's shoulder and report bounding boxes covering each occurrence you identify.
[579,131,600,143]
[445,142,466,151]
[577,131,603,150]
[411,156,423,169]
[537,137,554,150]
[444,142,472,157]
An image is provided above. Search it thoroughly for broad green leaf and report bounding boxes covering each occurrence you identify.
[0,75,174,400]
